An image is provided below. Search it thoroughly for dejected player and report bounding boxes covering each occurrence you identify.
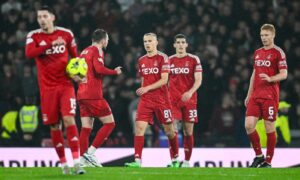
[169,34,202,167]
[25,5,85,174]
[245,24,288,168]
[125,33,179,168]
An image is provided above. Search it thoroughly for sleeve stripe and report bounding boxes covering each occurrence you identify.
[274,46,286,59]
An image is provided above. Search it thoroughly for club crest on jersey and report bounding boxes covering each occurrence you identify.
[255,55,259,59]
[255,60,271,67]
[154,61,158,66]
[45,45,66,55]
[266,54,272,59]
[185,61,189,67]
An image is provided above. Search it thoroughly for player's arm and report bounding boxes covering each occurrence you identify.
[93,56,121,75]
[182,72,202,102]
[259,51,288,82]
[25,34,51,59]
[67,32,78,58]
[245,69,255,106]
[136,72,168,96]
[259,69,288,82]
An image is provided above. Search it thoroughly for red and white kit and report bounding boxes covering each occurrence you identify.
[246,46,288,121]
[25,26,78,125]
[169,53,202,122]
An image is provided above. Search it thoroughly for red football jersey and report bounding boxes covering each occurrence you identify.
[25,26,77,91]
[77,46,117,100]
[138,51,171,104]
[169,53,202,104]
[251,46,288,100]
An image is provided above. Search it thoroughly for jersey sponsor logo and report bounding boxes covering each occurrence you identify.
[39,40,47,46]
[170,67,190,74]
[142,67,159,74]
[45,45,66,55]
[255,60,271,67]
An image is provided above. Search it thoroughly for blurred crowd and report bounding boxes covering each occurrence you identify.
[0,0,299,147]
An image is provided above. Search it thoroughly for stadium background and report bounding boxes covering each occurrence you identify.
[0,0,299,149]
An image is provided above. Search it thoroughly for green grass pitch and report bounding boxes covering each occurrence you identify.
[0,167,300,180]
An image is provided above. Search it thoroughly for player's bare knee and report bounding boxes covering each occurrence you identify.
[50,124,60,130]
[135,126,145,136]
[63,116,75,127]
[245,122,255,133]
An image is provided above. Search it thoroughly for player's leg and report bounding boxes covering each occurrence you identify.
[162,122,180,167]
[125,100,151,167]
[158,107,179,167]
[80,100,115,167]
[50,123,70,174]
[181,105,197,167]
[245,98,264,167]
[79,117,94,167]
[42,89,69,174]
[260,100,278,168]
[125,121,148,167]
[84,115,115,167]
[182,122,194,167]
[61,87,85,174]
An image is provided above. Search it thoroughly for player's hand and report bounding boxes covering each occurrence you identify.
[114,66,122,75]
[244,96,249,107]
[259,73,272,82]
[136,86,150,96]
[72,75,86,83]
[52,37,66,46]
[181,91,193,102]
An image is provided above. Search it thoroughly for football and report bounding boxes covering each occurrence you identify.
[66,57,88,78]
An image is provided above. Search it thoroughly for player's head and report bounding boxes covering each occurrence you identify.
[37,5,55,31]
[173,34,188,54]
[143,33,158,53]
[260,24,276,47]
[92,29,109,49]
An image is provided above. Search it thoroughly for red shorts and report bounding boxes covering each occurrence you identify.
[136,98,173,125]
[246,98,278,121]
[79,99,112,117]
[171,101,198,123]
[41,86,76,125]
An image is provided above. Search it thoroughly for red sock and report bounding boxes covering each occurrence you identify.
[66,125,80,160]
[266,132,276,164]
[168,133,179,159]
[184,135,194,161]
[248,130,263,156]
[79,127,92,156]
[50,129,66,164]
[92,122,115,148]
[134,136,144,159]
